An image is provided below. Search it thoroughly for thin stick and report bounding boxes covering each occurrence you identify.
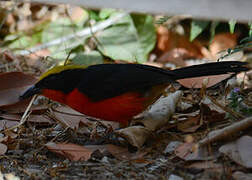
[198,116,252,147]
[2,95,37,132]
[17,13,127,55]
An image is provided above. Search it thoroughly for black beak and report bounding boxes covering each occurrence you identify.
[20,85,41,100]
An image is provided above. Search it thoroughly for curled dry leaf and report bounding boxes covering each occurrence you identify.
[219,136,252,168]
[117,91,182,148]
[0,72,37,107]
[116,126,151,148]
[135,91,183,131]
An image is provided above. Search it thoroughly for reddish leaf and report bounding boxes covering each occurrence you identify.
[0,72,37,107]
[178,74,231,88]
[155,26,204,59]
[209,33,237,58]
[45,142,94,161]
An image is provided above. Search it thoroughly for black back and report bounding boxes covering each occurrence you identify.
[78,64,175,101]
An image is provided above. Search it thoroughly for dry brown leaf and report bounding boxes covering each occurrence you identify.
[200,96,226,123]
[209,33,237,59]
[186,161,222,170]
[219,136,252,168]
[1,113,52,123]
[116,126,151,148]
[0,143,7,155]
[157,48,192,66]
[0,101,47,114]
[178,74,231,89]
[175,142,217,161]
[177,114,202,133]
[155,26,204,59]
[105,144,146,160]
[0,72,37,107]
[52,106,92,130]
[45,142,94,161]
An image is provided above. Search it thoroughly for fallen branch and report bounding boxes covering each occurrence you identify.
[198,116,252,147]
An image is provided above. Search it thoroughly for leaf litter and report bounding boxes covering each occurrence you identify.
[0,2,251,179]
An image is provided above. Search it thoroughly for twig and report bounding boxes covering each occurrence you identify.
[17,13,127,55]
[198,116,252,147]
[2,95,37,132]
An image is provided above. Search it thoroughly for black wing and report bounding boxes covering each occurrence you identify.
[78,64,175,101]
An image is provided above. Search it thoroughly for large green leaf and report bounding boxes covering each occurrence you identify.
[96,13,156,63]
[42,18,88,60]
[249,22,252,36]
[190,20,209,41]
[229,19,236,34]
[71,51,103,66]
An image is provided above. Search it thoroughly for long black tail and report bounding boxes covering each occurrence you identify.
[170,61,249,80]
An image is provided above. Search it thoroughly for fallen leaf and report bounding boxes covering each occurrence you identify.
[177,114,202,133]
[0,143,7,155]
[0,72,37,107]
[105,144,146,160]
[175,142,217,161]
[157,48,199,67]
[200,96,226,123]
[52,106,92,130]
[232,171,252,180]
[134,91,183,131]
[116,126,151,149]
[209,33,237,59]
[119,91,182,148]
[45,142,94,161]
[0,101,47,114]
[168,174,184,180]
[178,74,231,88]
[0,120,19,131]
[155,26,204,59]
[0,114,52,126]
[163,141,182,154]
[186,161,222,170]
[219,136,252,168]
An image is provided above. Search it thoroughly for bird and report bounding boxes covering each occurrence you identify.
[20,61,249,126]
